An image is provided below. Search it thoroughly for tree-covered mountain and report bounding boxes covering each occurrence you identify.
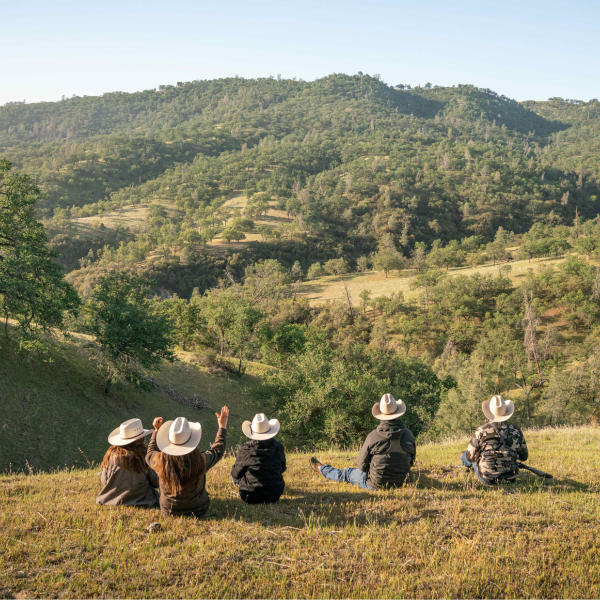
[2,74,600,288]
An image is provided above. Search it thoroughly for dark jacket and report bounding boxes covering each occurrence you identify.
[96,461,159,507]
[357,419,416,489]
[231,438,286,499]
[146,427,227,517]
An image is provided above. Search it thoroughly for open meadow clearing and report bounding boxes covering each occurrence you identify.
[297,255,569,305]
[1,427,599,599]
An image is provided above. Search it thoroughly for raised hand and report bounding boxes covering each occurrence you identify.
[153,417,163,431]
[216,406,229,429]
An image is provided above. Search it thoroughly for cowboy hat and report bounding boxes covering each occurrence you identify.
[156,417,202,456]
[108,418,152,446]
[482,395,515,422]
[241,413,280,440]
[372,393,406,420]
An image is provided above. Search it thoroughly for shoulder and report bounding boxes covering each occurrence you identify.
[507,423,525,437]
[474,423,494,438]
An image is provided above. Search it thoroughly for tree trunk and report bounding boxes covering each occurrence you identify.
[105,365,113,394]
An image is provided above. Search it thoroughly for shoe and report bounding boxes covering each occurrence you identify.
[309,456,323,473]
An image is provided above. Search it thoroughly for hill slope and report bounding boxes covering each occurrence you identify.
[0,330,260,473]
[0,427,598,599]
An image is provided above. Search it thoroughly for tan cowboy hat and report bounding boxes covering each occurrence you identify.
[242,413,280,440]
[372,393,406,420]
[482,395,515,422]
[156,417,202,456]
[108,418,152,446]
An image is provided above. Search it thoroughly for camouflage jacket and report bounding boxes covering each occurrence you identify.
[466,422,528,481]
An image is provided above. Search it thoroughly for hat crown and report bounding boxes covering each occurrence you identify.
[252,413,270,434]
[120,418,144,439]
[380,393,397,415]
[169,417,192,445]
[490,395,507,416]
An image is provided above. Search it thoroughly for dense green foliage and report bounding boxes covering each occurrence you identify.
[5,76,600,443]
[2,75,600,293]
[85,272,174,393]
[0,160,79,347]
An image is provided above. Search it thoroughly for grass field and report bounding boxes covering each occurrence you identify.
[298,255,568,306]
[1,427,599,598]
[72,206,151,234]
[208,192,292,249]
[0,330,261,474]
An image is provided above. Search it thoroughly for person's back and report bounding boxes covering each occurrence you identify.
[359,419,416,489]
[232,413,285,504]
[231,438,286,503]
[97,419,158,508]
[310,393,415,491]
[147,408,229,518]
[466,421,528,482]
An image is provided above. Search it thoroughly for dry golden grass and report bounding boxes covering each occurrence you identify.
[73,206,151,233]
[208,192,292,248]
[1,427,599,598]
[299,255,568,306]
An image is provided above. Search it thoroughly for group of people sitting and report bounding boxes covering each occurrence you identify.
[97,393,529,516]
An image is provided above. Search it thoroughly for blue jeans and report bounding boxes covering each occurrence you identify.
[320,465,372,490]
[461,451,495,486]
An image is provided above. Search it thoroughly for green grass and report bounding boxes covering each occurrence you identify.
[0,331,261,473]
[1,427,599,598]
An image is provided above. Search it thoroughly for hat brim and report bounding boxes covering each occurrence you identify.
[107,427,152,446]
[242,419,280,440]
[482,400,515,422]
[156,420,202,456]
[372,401,407,420]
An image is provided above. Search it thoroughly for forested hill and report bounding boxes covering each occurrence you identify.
[2,74,599,284]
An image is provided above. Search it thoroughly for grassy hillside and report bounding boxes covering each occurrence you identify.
[0,427,598,598]
[298,254,568,305]
[0,329,262,473]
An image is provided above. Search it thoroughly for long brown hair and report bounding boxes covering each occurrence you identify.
[152,448,206,495]
[101,439,148,474]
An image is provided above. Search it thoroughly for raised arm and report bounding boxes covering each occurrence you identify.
[205,406,229,472]
[146,417,163,470]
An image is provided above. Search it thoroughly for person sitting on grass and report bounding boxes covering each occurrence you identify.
[97,418,159,507]
[461,395,528,485]
[231,413,286,504]
[309,394,416,490]
[146,407,229,518]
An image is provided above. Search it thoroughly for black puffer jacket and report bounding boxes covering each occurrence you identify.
[357,419,416,489]
[231,438,286,496]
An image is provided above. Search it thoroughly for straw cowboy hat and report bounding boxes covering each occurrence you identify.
[156,417,202,456]
[108,418,152,446]
[242,413,280,440]
[482,395,515,422]
[372,393,406,420]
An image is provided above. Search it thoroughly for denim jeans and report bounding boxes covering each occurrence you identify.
[461,451,495,486]
[320,465,372,490]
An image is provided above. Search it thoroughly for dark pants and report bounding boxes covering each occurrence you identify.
[233,478,284,504]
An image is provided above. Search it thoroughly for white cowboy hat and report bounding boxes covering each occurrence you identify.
[241,413,280,440]
[482,395,515,422]
[372,393,406,420]
[108,418,152,446]
[156,417,202,456]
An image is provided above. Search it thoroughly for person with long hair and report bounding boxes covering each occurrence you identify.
[147,407,229,518]
[97,418,159,507]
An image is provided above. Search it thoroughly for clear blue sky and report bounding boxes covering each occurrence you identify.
[2,0,599,105]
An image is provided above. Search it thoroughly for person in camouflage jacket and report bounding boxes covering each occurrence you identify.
[461,395,528,485]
